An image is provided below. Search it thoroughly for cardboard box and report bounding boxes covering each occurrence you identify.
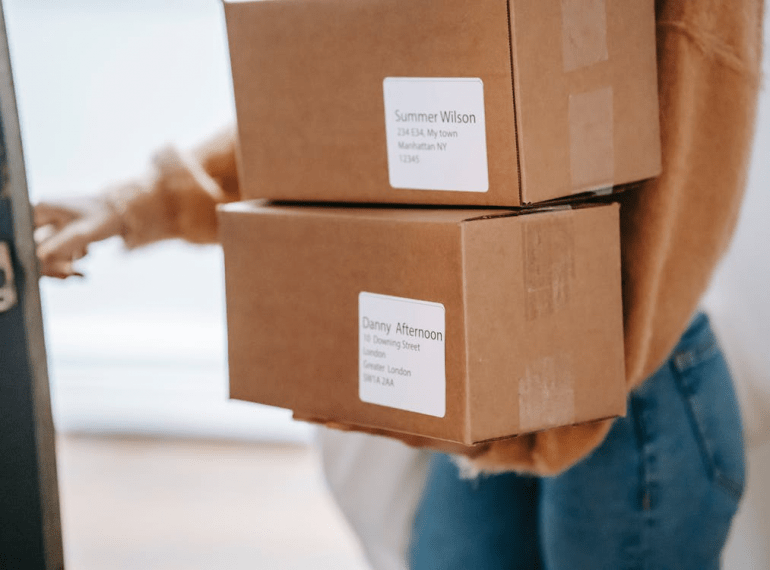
[223,0,660,207]
[219,201,626,444]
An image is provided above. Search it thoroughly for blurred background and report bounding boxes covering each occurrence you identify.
[3,0,769,569]
[5,0,312,444]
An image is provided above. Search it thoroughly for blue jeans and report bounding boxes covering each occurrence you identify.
[409,313,745,570]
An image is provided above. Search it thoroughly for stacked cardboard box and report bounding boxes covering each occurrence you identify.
[219,0,661,446]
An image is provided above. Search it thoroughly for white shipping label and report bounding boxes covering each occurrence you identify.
[383,77,489,193]
[359,292,446,417]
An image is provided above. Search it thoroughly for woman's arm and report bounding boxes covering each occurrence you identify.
[35,126,240,277]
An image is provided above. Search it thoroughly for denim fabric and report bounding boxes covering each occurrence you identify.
[409,313,745,570]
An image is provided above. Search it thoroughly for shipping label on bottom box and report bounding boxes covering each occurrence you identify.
[359,292,446,417]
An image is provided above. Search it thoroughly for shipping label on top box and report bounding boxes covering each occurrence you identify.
[383,78,489,193]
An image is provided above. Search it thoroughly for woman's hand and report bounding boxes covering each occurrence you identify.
[34,195,123,279]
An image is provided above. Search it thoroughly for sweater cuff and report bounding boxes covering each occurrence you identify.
[461,417,615,476]
[105,145,226,249]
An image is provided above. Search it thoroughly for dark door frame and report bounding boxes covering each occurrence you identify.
[0,1,64,568]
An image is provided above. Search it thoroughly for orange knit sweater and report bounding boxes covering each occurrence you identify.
[107,0,765,475]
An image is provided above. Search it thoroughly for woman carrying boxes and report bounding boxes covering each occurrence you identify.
[35,0,763,567]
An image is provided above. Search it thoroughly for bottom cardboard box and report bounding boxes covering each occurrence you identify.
[219,202,626,445]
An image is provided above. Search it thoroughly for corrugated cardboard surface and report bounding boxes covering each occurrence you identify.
[220,202,625,444]
[224,0,660,207]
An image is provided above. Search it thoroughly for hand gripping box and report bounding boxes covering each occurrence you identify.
[219,202,626,444]
[223,0,661,207]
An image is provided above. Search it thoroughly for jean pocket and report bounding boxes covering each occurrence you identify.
[672,333,746,503]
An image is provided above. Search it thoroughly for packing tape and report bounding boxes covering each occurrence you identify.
[561,0,609,72]
[523,215,575,322]
[561,0,614,192]
[518,354,576,433]
[569,86,614,192]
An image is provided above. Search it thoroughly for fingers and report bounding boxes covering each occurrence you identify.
[35,197,117,261]
[33,224,55,246]
[33,201,77,229]
[37,241,88,279]
[33,195,122,279]
[34,201,86,279]
[38,257,84,279]
[36,219,93,266]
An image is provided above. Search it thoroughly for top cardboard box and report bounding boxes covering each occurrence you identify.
[224,0,661,207]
